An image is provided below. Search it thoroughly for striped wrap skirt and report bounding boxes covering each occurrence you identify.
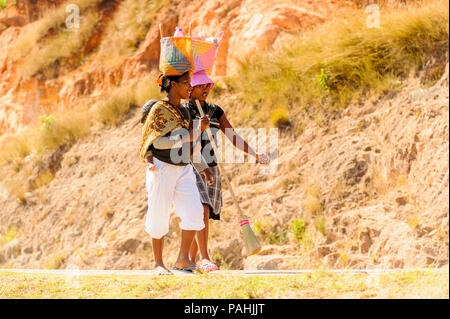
[193,165,222,220]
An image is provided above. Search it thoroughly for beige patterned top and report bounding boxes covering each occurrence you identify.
[139,100,190,163]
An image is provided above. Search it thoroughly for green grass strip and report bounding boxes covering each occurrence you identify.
[0,269,447,299]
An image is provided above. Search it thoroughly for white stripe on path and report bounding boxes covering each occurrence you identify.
[0,268,444,277]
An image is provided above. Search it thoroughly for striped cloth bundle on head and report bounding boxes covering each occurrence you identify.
[159,36,194,76]
[191,31,224,74]
[158,26,224,77]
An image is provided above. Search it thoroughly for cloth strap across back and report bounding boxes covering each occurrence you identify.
[140,100,190,163]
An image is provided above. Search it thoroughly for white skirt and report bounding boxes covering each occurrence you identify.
[145,157,205,239]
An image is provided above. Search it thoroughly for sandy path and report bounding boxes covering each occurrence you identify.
[0,268,438,277]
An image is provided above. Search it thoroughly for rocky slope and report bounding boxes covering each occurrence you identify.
[0,0,448,270]
[0,0,349,137]
[0,65,448,270]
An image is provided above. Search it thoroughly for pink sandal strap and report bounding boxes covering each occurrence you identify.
[201,261,219,272]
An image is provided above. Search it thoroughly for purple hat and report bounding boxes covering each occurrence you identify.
[191,70,214,89]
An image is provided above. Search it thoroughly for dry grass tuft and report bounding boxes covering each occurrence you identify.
[97,75,162,126]
[0,73,161,198]
[270,107,291,129]
[225,3,449,130]
[0,110,91,199]
[364,168,408,200]
[44,254,66,270]
[254,217,289,245]
[0,225,18,248]
[11,0,103,78]
[37,113,91,151]
[95,0,171,67]
[304,184,325,217]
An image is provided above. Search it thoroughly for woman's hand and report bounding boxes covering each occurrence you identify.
[192,139,202,157]
[256,153,270,165]
[202,168,215,186]
[145,153,156,171]
[191,115,210,141]
[199,115,210,132]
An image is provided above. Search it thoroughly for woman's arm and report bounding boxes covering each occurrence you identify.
[219,113,257,157]
[183,115,210,143]
[219,113,270,164]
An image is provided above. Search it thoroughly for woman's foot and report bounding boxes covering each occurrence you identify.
[173,257,205,273]
[155,265,173,276]
[174,257,197,271]
[199,259,219,272]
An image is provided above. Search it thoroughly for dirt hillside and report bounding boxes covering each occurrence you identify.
[0,0,349,137]
[0,64,447,270]
[0,0,448,270]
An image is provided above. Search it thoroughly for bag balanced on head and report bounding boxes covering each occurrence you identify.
[158,25,224,77]
[159,35,194,76]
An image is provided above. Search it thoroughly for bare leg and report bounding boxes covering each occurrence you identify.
[189,236,199,263]
[174,229,197,269]
[189,205,211,263]
[152,237,173,275]
[189,205,209,261]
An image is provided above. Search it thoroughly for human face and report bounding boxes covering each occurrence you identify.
[172,73,192,100]
[190,83,212,102]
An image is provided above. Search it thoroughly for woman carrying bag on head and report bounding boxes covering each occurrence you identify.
[185,71,270,272]
[140,71,213,275]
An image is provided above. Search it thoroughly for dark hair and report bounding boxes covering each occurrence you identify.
[158,71,190,93]
[140,99,158,124]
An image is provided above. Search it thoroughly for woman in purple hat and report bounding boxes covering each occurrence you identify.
[185,70,270,272]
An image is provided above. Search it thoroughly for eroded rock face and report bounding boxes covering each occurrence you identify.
[0,1,447,271]
[0,0,65,27]
[0,0,347,138]
[0,65,447,270]
[0,0,423,139]
[176,0,332,76]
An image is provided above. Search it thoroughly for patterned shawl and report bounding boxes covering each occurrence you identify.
[139,100,190,163]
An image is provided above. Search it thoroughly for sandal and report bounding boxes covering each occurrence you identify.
[172,266,201,274]
[200,261,219,272]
